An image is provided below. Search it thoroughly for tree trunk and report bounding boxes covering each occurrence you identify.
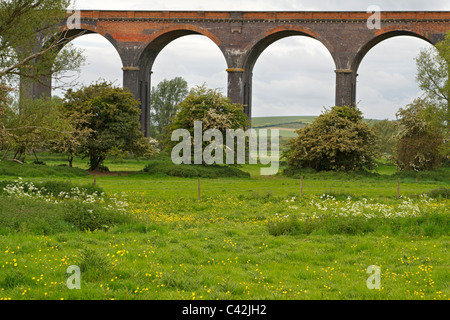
[89,154,106,171]
[68,154,73,168]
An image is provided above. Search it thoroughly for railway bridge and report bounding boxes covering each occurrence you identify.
[27,10,450,136]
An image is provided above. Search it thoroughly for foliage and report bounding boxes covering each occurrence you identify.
[0,178,130,234]
[0,82,10,145]
[165,85,249,164]
[415,31,450,163]
[50,98,92,167]
[427,187,450,199]
[143,160,250,178]
[415,32,449,116]
[371,119,398,155]
[285,105,379,172]
[0,179,103,197]
[62,81,155,171]
[150,77,189,142]
[166,85,249,140]
[1,96,74,162]
[267,195,448,237]
[395,98,444,171]
[0,160,88,177]
[0,0,85,89]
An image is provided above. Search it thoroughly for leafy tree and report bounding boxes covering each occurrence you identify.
[285,105,379,172]
[415,32,450,162]
[415,32,449,121]
[0,0,85,91]
[51,100,92,167]
[62,81,155,171]
[395,98,444,171]
[371,119,398,156]
[1,96,73,162]
[150,77,188,141]
[0,0,85,162]
[165,85,249,163]
[0,82,11,150]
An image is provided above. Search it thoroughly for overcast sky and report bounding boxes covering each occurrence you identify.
[59,0,450,120]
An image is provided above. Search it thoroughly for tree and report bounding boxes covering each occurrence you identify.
[415,32,449,119]
[0,0,85,91]
[0,1,85,162]
[62,81,155,171]
[51,101,92,167]
[285,105,379,172]
[394,98,444,171]
[150,77,188,141]
[165,85,249,163]
[1,96,73,162]
[415,32,450,163]
[371,119,398,156]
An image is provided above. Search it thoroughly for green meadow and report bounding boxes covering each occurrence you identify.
[0,151,448,301]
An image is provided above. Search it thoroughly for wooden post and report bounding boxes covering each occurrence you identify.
[397,177,400,199]
[198,178,201,201]
[94,176,97,187]
[300,176,304,197]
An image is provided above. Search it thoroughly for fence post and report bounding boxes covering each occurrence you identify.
[301,176,304,197]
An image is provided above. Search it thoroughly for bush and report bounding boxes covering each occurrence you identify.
[394,99,444,171]
[0,179,104,198]
[427,187,450,199]
[0,194,130,235]
[62,201,129,232]
[143,160,250,178]
[285,106,379,172]
[0,160,89,177]
[268,213,448,237]
[0,195,72,235]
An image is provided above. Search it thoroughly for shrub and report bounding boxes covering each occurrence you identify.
[143,160,250,178]
[0,179,104,199]
[394,99,444,171]
[0,195,72,235]
[427,187,450,199]
[62,201,129,232]
[0,160,89,177]
[285,106,379,172]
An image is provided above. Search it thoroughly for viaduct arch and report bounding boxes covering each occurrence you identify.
[29,10,450,136]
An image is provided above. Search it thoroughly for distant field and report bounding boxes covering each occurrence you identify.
[252,116,313,140]
[252,116,384,140]
[252,116,316,129]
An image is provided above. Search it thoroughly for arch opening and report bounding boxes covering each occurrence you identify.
[137,31,228,137]
[353,30,434,72]
[51,32,123,98]
[250,34,336,123]
[356,34,436,120]
[150,34,227,91]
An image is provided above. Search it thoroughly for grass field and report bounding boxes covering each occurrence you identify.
[0,149,448,301]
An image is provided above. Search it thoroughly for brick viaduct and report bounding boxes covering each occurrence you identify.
[30,10,450,136]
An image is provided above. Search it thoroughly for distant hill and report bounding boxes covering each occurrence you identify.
[251,116,385,141]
